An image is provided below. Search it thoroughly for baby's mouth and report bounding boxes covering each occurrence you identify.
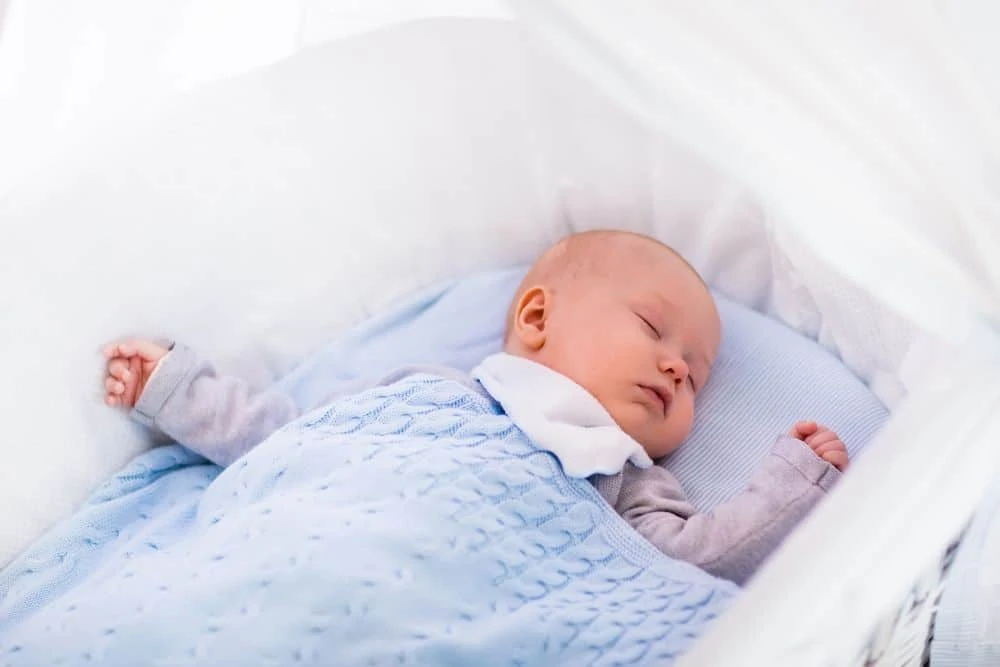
[639,385,670,416]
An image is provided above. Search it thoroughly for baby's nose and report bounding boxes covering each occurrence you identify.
[659,355,689,381]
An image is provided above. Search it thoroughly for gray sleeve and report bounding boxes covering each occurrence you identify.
[615,435,841,585]
[130,344,475,467]
[130,343,308,467]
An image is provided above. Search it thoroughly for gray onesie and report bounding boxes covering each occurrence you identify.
[132,343,840,586]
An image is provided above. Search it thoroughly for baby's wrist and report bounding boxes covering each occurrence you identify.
[771,436,841,489]
[131,344,196,427]
[145,353,169,387]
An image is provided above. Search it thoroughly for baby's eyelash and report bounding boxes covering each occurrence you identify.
[638,314,660,337]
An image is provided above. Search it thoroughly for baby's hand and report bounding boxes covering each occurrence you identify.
[102,339,170,408]
[789,421,849,472]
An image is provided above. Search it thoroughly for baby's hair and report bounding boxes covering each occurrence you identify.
[503,230,705,343]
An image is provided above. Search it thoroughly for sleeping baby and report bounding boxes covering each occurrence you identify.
[102,230,848,586]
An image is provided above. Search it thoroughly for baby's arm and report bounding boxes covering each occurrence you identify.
[103,339,302,467]
[616,430,844,586]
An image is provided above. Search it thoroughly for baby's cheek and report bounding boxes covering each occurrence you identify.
[612,402,653,442]
[673,401,696,438]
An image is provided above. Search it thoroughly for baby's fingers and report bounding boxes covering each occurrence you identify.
[105,376,126,396]
[103,339,167,363]
[104,358,140,408]
[812,439,845,457]
[822,450,849,472]
[789,420,818,439]
[102,342,132,359]
[806,430,839,448]
[121,356,142,407]
[107,358,131,381]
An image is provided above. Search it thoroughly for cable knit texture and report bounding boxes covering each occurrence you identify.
[0,375,735,665]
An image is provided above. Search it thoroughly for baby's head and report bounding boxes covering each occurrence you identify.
[504,230,720,459]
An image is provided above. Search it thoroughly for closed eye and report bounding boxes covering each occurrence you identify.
[687,375,696,391]
[637,314,660,338]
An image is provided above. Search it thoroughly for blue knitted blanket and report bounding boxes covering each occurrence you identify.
[0,375,736,665]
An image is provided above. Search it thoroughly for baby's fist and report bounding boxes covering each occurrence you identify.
[789,421,849,472]
[102,339,170,409]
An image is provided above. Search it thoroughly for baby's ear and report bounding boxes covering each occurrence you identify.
[513,286,550,350]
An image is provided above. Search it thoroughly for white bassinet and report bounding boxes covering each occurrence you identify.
[1,2,998,665]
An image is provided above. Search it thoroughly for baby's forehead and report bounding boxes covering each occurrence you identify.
[595,244,700,287]
[555,235,674,277]
[530,232,708,302]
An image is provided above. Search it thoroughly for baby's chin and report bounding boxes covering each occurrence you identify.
[637,432,687,461]
[625,435,674,461]
[644,446,678,461]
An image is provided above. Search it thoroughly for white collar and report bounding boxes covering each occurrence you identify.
[471,353,654,477]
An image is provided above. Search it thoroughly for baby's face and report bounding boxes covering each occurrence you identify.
[513,246,720,459]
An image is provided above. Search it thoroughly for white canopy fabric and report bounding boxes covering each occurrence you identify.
[0,0,512,198]
[515,2,1000,344]
[513,2,1000,664]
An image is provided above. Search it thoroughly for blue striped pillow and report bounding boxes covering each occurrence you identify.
[276,268,887,512]
[665,296,886,510]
